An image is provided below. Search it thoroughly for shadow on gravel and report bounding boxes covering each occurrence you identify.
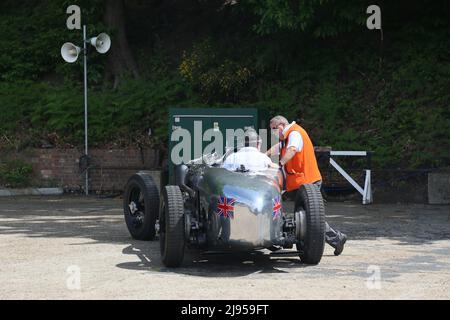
[1,196,450,276]
[322,202,450,246]
[0,196,128,242]
[116,240,315,277]
[2,197,449,245]
[283,200,450,245]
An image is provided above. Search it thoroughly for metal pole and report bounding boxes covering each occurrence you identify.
[83,25,89,196]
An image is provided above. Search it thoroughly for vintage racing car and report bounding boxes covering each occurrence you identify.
[123,151,326,267]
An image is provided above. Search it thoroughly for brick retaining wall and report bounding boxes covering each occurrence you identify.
[2,148,162,193]
[1,148,439,203]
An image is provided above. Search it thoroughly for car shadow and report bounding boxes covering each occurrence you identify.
[116,239,315,277]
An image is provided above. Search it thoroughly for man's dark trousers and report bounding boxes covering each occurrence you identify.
[313,181,345,249]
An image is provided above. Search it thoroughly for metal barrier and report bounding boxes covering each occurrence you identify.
[328,151,373,205]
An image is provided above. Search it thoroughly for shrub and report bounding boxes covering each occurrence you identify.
[179,39,253,103]
[0,160,34,188]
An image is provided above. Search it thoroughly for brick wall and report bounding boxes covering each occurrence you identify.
[4,148,162,193]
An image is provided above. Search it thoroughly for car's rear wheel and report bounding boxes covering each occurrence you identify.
[295,184,325,265]
[160,185,185,267]
[123,173,159,240]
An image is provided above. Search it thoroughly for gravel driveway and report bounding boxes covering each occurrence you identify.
[0,196,449,299]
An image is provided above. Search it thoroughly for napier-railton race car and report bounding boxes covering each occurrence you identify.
[123,151,326,267]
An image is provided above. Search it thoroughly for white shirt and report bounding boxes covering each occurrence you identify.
[222,147,272,172]
[281,121,303,152]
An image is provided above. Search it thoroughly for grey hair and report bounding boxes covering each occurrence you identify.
[244,128,261,147]
[270,115,289,126]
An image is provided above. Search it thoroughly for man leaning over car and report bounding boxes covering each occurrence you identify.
[266,115,347,256]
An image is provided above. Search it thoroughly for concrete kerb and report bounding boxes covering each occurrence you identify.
[0,188,64,197]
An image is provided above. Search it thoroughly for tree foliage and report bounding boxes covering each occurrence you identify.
[240,0,369,37]
[0,0,105,83]
[0,0,449,169]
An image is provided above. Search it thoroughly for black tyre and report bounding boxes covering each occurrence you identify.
[295,184,325,264]
[160,185,185,267]
[123,172,160,240]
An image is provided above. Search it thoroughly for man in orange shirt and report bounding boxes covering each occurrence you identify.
[267,115,347,256]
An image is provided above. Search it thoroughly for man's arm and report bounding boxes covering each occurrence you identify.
[265,143,280,157]
[261,153,279,169]
[280,146,297,166]
[280,131,303,166]
[268,162,279,169]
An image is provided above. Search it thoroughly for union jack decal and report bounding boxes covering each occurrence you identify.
[217,196,236,219]
[272,196,282,220]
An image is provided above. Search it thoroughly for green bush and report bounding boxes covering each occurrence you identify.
[179,39,254,103]
[0,160,34,188]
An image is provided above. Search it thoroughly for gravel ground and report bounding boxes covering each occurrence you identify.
[0,195,449,300]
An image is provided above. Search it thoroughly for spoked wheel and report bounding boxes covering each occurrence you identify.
[123,173,160,240]
[160,186,185,268]
[295,184,325,265]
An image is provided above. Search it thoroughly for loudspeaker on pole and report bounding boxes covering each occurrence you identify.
[61,42,81,63]
[90,33,111,54]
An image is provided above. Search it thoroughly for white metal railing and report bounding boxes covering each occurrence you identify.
[329,151,373,205]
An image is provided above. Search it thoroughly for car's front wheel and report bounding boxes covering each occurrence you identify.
[295,184,325,265]
[160,185,185,267]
